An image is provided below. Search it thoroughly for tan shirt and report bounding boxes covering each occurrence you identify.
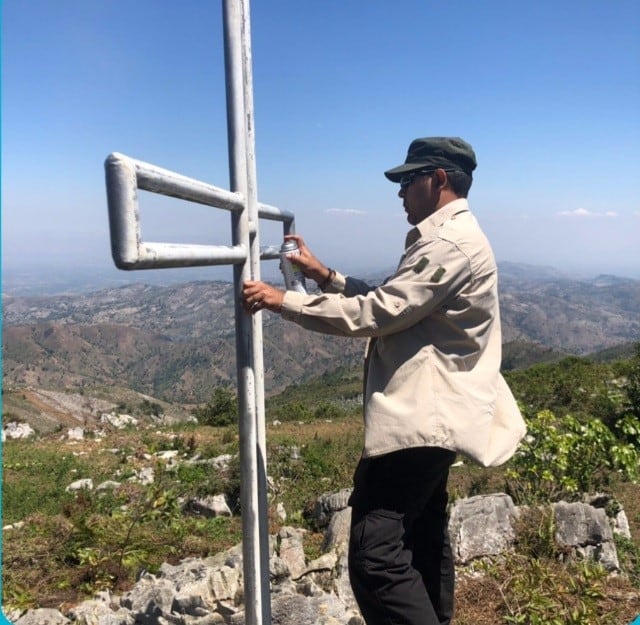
[281,199,525,466]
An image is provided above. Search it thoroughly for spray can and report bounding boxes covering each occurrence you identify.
[280,239,307,294]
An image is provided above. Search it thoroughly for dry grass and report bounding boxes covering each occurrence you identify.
[455,561,640,625]
[3,416,640,624]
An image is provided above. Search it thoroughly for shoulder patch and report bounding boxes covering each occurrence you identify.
[413,257,430,273]
[430,266,446,283]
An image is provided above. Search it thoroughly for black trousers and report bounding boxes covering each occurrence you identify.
[348,447,456,625]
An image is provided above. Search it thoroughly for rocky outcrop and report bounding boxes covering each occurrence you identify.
[554,501,619,570]
[10,493,630,625]
[448,493,519,563]
[2,421,36,441]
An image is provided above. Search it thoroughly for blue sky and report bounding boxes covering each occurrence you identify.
[2,0,639,286]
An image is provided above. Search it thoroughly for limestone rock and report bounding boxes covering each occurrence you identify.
[129,466,155,485]
[553,501,619,570]
[278,526,307,580]
[66,478,94,492]
[314,489,352,528]
[322,507,351,554]
[3,421,36,441]
[613,508,632,539]
[448,493,519,564]
[120,577,176,625]
[96,480,122,492]
[101,413,138,429]
[210,564,241,603]
[14,608,70,625]
[11,491,630,625]
[186,494,232,518]
[228,592,349,625]
[67,599,133,625]
[321,508,357,612]
[67,427,85,440]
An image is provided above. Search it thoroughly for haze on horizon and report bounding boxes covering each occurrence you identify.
[2,1,640,284]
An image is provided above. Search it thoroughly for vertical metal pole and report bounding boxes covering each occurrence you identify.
[222,1,265,623]
[239,3,272,624]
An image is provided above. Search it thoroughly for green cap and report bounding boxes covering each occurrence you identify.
[384,136,477,182]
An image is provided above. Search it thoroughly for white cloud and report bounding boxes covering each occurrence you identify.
[557,208,593,217]
[557,208,618,218]
[325,208,366,216]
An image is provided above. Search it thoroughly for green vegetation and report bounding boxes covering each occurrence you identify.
[268,423,363,519]
[505,410,639,504]
[502,346,640,506]
[3,447,89,522]
[454,505,639,624]
[115,398,164,418]
[193,386,238,426]
[265,366,363,423]
[478,557,616,625]
[626,343,640,418]
[3,345,640,621]
[2,428,245,610]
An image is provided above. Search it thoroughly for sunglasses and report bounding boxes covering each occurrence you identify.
[399,169,435,190]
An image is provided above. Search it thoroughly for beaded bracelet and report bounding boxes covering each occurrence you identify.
[318,268,335,290]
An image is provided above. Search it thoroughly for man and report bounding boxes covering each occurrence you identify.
[242,137,525,625]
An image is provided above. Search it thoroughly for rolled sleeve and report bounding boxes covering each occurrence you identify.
[323,270,346,294]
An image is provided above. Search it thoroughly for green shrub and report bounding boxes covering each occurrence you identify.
[57,468,243,597]
[475,501,638,623]
[624,343,640,418]
[513,505,559,560]
[505,410,639,505]
[194,386,237,426]
[175,462,228,500]
[614,413,640,447]
[615,534,640,588]
[138,399,163,417]
[270,400,313,422]
[312,401,343,420]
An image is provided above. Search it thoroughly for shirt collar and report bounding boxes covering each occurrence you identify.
[405,198,470,249]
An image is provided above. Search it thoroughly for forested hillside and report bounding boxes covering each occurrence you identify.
[3,265,639,405]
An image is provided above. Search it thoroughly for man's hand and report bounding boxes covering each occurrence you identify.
[242,280,285,314]
[284,234,332,286]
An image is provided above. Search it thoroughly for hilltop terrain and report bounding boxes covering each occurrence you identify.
[2,263,639,431]
[2,262,640,620]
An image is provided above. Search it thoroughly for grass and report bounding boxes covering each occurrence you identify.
[455,557,640,625]
[1,417,363,611]
[454,505,640,624]
[3,414,640,623]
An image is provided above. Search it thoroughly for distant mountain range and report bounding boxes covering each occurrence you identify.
[2,263,639,407]
[2,280,363,403]
[497,262,640,354]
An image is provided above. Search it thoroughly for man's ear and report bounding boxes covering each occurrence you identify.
[433,168,448,190]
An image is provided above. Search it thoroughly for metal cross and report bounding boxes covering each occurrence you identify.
[104,2,288,623]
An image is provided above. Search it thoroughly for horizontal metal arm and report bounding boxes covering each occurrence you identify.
[125,241,247,269]
[105,152,294,270]
[108,152,245,211]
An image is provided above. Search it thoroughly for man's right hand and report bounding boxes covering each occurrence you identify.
[284,234,333,286]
